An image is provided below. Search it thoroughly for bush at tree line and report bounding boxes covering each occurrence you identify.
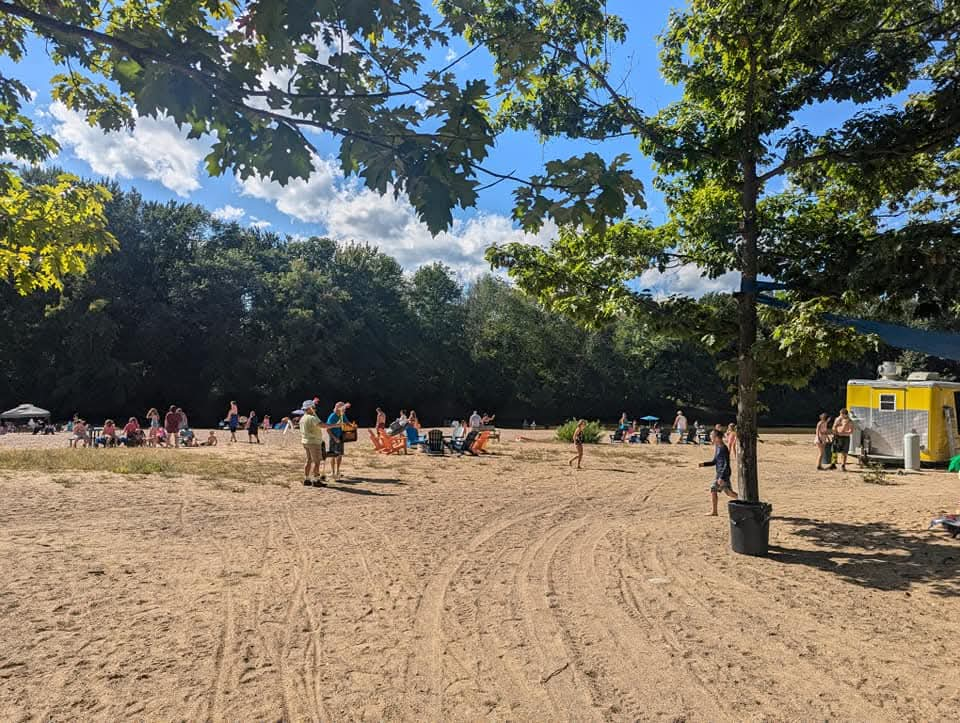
[555,420,603,444]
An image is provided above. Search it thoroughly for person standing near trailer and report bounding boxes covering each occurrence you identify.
[832,408,854,472]
[815,413,832,470]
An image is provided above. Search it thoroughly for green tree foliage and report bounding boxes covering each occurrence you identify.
[0,169,116,294]
[0,183,875,426]
[0,0,643,239]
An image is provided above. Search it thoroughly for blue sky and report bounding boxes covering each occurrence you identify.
[3,1,793,295]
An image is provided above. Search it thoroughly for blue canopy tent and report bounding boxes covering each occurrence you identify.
[751,281,960,362]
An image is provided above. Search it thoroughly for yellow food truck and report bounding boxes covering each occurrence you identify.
[847,366,960,465]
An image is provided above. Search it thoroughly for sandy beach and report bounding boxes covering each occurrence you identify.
[1,429,958,721]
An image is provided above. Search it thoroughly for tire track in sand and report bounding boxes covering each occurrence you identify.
[554,517,729,721]
[206,540,237,722]
[512,513,603,719]
[646,540,893,720]
[461,516,561,719]
[522,475,711,721]
[403,501,569,720]
[280,502,331,722]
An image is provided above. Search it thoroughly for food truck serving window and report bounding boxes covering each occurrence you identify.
[879,393,897,411]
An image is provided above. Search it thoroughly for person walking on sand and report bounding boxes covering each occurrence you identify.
[568,419,586,469]
[815,413,832,470]
[832,408,854,471]
[326,401,351,481]
[725,423,738,466]
[247,410,261,444]
[375,407,386,432]
[164,405,182,448]
[226,401,239,442]
[673,410,688,444]
[700,429,737,515]
[300,402,327,487]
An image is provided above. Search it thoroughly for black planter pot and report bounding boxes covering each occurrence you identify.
[728,499,773,556]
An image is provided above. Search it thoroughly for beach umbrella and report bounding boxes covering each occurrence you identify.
[640,415,659,421]
[1,403,51,420]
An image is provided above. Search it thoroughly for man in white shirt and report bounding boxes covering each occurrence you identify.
[673,410,688,444]
[469,410,482,429]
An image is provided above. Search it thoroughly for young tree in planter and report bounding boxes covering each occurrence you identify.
[480,0,960,502]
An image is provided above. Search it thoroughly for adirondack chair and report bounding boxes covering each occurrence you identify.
[404,423,422,449]
[471,430,492,454]
[450,430,479,455]
[379,430,407,455]
[369,428,385,451]
[477,424,500,441]
[425,429,445,456]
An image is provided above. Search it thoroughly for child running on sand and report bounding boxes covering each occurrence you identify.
[568,419,586,469]
[700,429,738,515]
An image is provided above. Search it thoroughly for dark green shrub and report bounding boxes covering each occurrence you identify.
[555,419,603,444]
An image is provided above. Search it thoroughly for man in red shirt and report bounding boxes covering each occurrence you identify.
[164,405,182,448]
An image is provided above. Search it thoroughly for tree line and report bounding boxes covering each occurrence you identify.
[0,179,886,428]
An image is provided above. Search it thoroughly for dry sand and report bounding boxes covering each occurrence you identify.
[1,428,958,721]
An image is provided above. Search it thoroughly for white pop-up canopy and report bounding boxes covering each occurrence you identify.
[0,403,51,420]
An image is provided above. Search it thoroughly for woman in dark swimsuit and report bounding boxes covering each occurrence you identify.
[568,419,586,469]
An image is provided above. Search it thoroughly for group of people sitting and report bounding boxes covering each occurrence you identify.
[0,419,56,435]
[371,407,496,451]
[611,411,728,445]
[66,406,219,449]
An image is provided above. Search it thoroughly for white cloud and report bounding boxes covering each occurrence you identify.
[638,265,740,299]
[238,155,556,277]
[249,218,272,229]
[445,48,458,62]
[212,205,245,222]
[49,101,210,196]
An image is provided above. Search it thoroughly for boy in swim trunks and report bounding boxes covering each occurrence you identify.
[700,429,738,515]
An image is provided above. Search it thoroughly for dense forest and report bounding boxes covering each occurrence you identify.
[0,183,919,428]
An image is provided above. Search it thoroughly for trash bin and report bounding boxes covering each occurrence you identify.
[820,443,832,467]
[728,500,773,556]
[903,431,920,471]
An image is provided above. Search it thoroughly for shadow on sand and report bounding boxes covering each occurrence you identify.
[338,477,406,486]
[326,484,396,497]
[768,516,960,597]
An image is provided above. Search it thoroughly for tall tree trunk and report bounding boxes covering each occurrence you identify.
[737,155,760,503]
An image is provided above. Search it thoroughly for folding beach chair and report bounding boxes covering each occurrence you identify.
[450,430,478,455]
[472,430,492,454]
[369,428,385,451]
